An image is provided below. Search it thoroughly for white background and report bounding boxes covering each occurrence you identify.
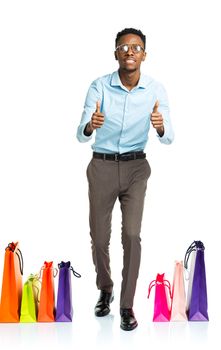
[0,0,220,349]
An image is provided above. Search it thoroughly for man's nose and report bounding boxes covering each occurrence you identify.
[127,46,134,55]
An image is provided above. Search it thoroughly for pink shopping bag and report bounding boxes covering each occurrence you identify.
[170,261,187,321]
[148,273,172,322]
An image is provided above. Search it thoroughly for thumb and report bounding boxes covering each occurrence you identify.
[95,100,100,113]
[153,100,159,113]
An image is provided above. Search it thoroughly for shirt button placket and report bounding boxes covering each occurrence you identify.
[119,92,129,154]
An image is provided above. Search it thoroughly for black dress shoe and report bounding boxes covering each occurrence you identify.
[120,308,138,331]
[94,290,114,317]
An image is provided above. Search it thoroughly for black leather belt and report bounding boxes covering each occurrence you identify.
[93,151,146,161]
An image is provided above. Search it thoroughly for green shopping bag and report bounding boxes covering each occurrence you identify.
[20,274,41,323]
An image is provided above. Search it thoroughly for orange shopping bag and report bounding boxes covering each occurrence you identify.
[0,242,23,322]
[37,261,57,322]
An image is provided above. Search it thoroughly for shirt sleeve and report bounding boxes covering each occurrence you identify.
[155,83,174,145]
[76,78,103,143]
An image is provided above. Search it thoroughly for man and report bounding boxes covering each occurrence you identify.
[77,28,174,331]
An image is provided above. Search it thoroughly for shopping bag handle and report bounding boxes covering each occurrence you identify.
[31,274,42,303]
[58,261,81,278]
[147,279,172,299]
[184,240,205,270]
[53,268,58,277]
[16,248,24,276]
[32,284,41,303]
[39,264,58,279]
[6,243,24,275]
[70,266,81,278]
[147,280,157,298]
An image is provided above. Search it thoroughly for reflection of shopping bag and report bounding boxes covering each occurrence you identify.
[184,241,209,321]
[170,261,187,321]
[148,273,172,322]
[0,242,23,323]
[37,261,57,322]
[20,274,41,323]
[55,261,81,322]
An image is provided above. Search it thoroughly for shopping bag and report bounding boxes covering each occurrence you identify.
[37,261,57,322]
[55,261,81,322]
[20,274,41,323]
[0,242,23,322]
[170,261,187,321]
[184,241,209,321]
[148,273,172,322]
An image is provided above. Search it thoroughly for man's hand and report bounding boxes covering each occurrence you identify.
[150,100,164,137]
[85,101,105,135]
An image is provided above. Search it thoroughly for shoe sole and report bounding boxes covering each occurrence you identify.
[120,321,138,331]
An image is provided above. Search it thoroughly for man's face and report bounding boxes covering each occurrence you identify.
[115,34,146,72]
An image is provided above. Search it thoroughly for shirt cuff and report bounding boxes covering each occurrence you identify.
[77,124,93,142]
[157,125,174,145]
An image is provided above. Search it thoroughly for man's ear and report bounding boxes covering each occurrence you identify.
[114,51,118,60]
[142,52,147,62]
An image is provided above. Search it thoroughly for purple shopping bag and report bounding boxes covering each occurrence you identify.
[55,261,81,322]
[184,241,209,321]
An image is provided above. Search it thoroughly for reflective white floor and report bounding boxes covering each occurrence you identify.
[0,302,215,350]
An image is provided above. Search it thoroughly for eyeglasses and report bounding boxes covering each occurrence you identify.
[116,44,144,54]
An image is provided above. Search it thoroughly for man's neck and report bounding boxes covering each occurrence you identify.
[118,69,141,91]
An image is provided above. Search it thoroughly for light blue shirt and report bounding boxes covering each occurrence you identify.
[77,71,174,153]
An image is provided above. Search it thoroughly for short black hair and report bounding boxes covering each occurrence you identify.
[115,28,146,49]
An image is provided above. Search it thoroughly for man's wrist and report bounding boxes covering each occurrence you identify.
[157,126,164,137]
[84,122,93,136]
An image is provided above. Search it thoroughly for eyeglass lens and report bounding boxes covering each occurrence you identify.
[118,44,143,53]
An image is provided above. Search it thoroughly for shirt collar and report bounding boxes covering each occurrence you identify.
[110,70,148,90]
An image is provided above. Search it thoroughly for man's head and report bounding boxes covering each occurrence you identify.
[115,28,146,72]
[115,28,146,50]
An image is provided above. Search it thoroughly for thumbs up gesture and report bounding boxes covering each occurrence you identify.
[150,100,164,137]
[86,101,105,134]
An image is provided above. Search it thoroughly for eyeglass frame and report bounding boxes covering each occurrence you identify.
[115,43,145,54]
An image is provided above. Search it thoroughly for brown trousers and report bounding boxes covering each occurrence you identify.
[86,157,151,308]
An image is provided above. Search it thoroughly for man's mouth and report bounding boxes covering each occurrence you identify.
[125,59,136,64]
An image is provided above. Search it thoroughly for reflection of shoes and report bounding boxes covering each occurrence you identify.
[94,290,114,317]
[120,308,138,331]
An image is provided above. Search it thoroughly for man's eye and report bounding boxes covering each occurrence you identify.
[121,45,128,52]
[134,45,141,52]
